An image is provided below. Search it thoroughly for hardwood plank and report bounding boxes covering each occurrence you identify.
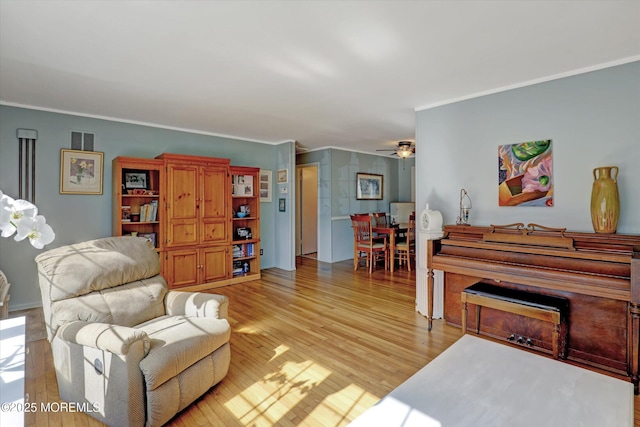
[12,257,639,426]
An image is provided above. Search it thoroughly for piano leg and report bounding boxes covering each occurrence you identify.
[427,267,434,331]
[629,302,640,394]
[461,300,468,335]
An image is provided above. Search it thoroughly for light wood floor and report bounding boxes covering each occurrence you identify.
[11,257,640,426]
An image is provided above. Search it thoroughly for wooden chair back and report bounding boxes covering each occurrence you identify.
[350,214,388,273]
[407,212,416,243]
[351,214,374,245]
[372,212,388,227]
[393,212,416,272]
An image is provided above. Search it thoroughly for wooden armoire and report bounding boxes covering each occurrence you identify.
[113,153,261,290]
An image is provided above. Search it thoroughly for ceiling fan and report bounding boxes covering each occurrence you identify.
[376,141,415,159]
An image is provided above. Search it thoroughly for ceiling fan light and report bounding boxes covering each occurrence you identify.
[396,147,413,158]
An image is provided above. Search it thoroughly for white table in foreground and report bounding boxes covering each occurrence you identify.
[349,334,633,427]
[0,316,26,427]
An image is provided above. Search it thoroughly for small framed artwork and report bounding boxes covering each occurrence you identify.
[60,149,104,195]
[259,170,272,202]
[121,206,131,222]
[138,232,157,248]
[277,169,288,184]
[356,173,383,200]
[279,198,286,212]
[124,171,149,189]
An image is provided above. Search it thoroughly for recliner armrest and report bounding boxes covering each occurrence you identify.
[57,321,150,356]
[165,291,229,320]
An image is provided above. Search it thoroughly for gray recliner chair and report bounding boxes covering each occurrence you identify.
[35,236,231,427]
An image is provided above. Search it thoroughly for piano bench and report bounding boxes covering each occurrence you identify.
[461,283,569,359]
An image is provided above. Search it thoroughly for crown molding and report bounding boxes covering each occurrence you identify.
[0,101,280,145]
[415,56,640,112]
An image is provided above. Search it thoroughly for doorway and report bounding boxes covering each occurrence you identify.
[295,164,318,258]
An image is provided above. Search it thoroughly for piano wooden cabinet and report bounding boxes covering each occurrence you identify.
[426,223,640,393]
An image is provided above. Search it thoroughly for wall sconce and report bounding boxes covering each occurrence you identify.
[456,188,472,225]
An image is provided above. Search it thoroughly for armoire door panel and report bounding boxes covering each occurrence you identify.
[201,219,227,244]
[168,221,198,247]
[167,249,199,288]
[201,166,228,219]
[202,246,229,282]
[168,165,198,219]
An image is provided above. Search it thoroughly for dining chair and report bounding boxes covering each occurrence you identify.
[350,214,389,273]
[372,212,388,227]
[395,213,416,271]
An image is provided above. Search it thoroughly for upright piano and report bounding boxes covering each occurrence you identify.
[426,223,640,392]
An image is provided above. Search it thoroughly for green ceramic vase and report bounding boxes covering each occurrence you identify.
[590,166,619,234]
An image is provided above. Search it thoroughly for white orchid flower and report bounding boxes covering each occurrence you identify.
[0,191,13,233]
[0,189,54,249]
[1,196,38,238]
[0,191,18,237]
[15,215,55,249]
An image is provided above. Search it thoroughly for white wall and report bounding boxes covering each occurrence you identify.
[415,62,640,235]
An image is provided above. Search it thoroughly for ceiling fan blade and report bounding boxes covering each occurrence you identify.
[376,149,397,151]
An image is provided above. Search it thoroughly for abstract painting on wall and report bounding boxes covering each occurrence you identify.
[498,140,553,207]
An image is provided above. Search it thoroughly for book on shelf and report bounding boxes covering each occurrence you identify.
[150,200,158,221]
[232,243,255,259]
[232,244,244,258]
[137,200,159,222]
[232,259,250,275]
[232,260,244,275]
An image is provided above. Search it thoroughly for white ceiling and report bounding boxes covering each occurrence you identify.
[1,1,639,155]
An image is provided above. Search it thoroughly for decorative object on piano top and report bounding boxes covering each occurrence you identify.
[590,166,620,234]
[419,203,443,239]
[456,189,472,225]
[498,140,553,207]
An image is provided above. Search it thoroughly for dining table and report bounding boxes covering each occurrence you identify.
[372,223,407,272]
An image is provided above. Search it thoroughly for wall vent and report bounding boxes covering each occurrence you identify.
[70,130,95,151]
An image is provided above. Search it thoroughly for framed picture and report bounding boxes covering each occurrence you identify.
[60,149,104,195]
[138,232,157,248]
[277,169,288,183]
[124,171,149,189]
[356,173,383,200]
[259,170,272,202]
[121,206,131,222]
[279,198,286,212]
[498,140,553,207]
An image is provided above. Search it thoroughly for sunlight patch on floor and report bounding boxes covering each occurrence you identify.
[300,383,380,426]
[270,344,290,362]
[224,358,331,426]
[236,324,261,334]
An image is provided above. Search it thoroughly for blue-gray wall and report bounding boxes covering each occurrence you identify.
[298,148,415,263]
[275,141,296,271]
[415,62,640,241]
[0,105,286,309]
